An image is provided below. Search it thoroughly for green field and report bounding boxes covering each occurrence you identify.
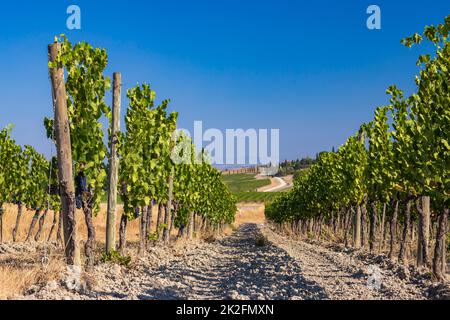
[221,173,286,203]
[221,173,271,193]
[232,191,280,202]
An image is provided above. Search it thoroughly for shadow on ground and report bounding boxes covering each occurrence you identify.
[135,223,328,300]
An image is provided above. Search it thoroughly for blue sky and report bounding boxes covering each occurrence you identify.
[0,1,448,161]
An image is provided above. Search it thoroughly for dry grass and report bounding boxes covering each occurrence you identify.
[221,202,266,236]
[235,202,265,226]
[0,256,65,299]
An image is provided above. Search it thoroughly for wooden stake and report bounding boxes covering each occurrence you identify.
[106,72,121,254]
[163,166,174,244]
[48,43,80,266]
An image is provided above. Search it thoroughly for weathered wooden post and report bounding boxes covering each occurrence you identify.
[416,196,430,267]
[163,166,175,244]
[48,43,80,266]
[353,130,365,249]
[106,72,121,254]
[188,212,195,240]
[139,206,147,256]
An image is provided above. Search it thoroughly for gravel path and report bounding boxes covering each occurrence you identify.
[26,223,433,300]
[260,177,287,192]
[260,225,428,299]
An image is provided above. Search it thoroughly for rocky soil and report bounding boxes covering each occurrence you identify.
[19,223,448,300]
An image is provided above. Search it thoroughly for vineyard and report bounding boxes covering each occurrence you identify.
[0,13,449,302]
[0,35,237,272]
[266,17,450,281]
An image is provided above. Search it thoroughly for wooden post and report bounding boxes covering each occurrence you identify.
[139,206,147,256]
[106,72,121,254]
[163,166,174,244]
[188,212,194,240]
[417,196,431,267]
[145,203,153,250]
[353,130,365,249]
[48,43,80,266]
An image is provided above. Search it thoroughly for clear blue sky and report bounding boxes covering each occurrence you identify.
[0,1,448,161]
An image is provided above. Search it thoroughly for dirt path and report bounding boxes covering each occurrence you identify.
[261,225,428,299]
[26,223,430,300]
[258,176,291,193]
[262,177,287,192]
